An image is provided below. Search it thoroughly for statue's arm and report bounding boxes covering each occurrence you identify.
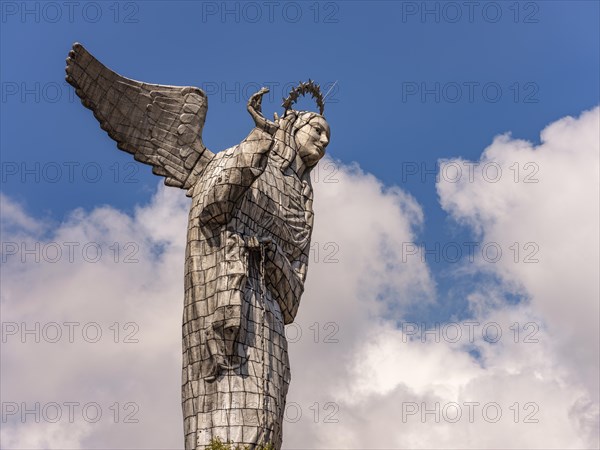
[198,129,273,225]
[198,88,276,226]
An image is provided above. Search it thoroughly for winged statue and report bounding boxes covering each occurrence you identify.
[65,43,331,449]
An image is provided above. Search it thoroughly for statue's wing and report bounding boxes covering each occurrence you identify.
[65,43,214,192]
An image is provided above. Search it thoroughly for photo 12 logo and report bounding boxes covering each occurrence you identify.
[399,2,540,24]
[2,401,139,424]
[401,401,539,423]
[401,241,540,264]
[1,241,140,264]
[197,80,340,105]
[400,160,540,184]
[1,2,140,24]
[400,81,540,104]
[285,321,340,344]
[400,321,540,344]
[1,321,140,344]
[200,1,340,24]
[220,400,339,424]
[2,81,77,104]
[309,241,340,264]
[1,161,140,183]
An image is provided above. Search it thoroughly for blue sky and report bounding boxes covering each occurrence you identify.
[2,1,598,316]
[1,1,599,449]
[2,1,598,215]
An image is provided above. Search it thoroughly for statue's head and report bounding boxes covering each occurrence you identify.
[286,111,330,168]
[247,81,330,174]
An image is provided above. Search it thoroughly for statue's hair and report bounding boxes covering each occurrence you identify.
[271,110,322,172]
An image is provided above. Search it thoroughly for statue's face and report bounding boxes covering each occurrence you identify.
[296,116,330,167]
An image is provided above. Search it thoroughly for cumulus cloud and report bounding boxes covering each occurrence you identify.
[297,107,598,449]
[437,106,599,403]
[1,187,189,449]
[1,157,432,449]
[1,107,598,449]
[287,106,599,449]
[430,106,599,448]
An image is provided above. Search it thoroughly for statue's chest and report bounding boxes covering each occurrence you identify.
[243,167,312,255]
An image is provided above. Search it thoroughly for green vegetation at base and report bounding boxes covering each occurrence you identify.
[205,437,275,450]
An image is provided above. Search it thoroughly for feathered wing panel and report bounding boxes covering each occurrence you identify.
[65,43,214,191]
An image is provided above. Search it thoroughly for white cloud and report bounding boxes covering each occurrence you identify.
[1,187,189,449]
[0,157,433,449]
[288,107,599,448]
[437,106,600,403]
[1,107,598,449]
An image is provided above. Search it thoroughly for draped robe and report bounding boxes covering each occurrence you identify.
[182,127,312,449]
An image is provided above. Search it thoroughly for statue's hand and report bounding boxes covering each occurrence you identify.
[258,236,279,257]
[248,87,269,114]
[247,88,277,134]
[245,235,277,254]
[245,236,260,250]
